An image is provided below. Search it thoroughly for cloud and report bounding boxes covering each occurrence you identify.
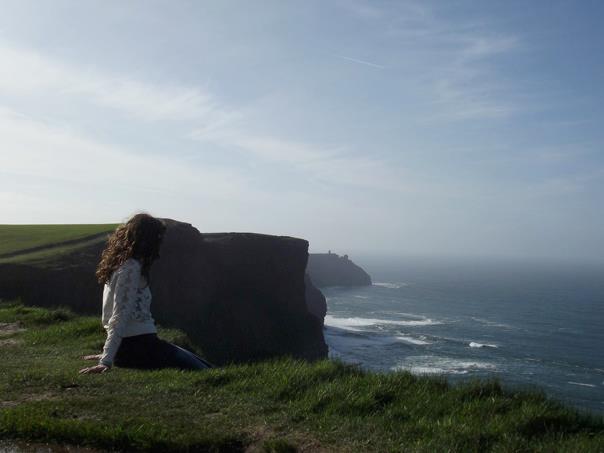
[0,38,425,213]
[0,39,407,193]
[460,35,519,59]
[336,55,385,69]
[0,106,251,199]
[190,123,419,193]
[338,0,386,19]
[0,41,229,124]
[338,0,523,121]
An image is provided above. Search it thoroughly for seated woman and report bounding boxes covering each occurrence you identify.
[79,213,212,374]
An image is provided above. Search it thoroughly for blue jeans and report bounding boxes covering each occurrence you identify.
[114,333,212,370]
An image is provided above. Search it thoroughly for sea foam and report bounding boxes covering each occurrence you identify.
[392,356,497,375]
[324,315,441,331]
[395,335,431,345]
[568,381,597,388]
[373,282,407,289]
[469,342,498,349]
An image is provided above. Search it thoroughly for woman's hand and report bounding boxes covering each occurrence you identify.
[79,364,110,374]
[81,354,103,361]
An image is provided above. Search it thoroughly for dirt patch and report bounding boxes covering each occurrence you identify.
[0,401,19,409]
[244,424,276,452]
[1,392,58,409]
[0,322,26,337]
[0,338,21,347]
[244,424,330,453]
[23,392,57,403]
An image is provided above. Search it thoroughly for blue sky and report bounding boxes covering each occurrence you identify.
[1,0,603,261]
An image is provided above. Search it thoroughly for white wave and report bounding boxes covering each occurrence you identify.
[392,319,441,326]
[373,282,407,289]
[471,317,513,329]
[353,295,369,299]
[387,311,427,320]
[568,381,597,388]
[324,315,441,331]
[408,366,472,375]
[469,342,498,349]
[395,335,431,346]
[392,356,497,375]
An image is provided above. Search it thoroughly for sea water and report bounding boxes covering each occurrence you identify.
[322,256,604,414]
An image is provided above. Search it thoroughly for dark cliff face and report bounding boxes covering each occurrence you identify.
[304,274,327,326]
[306,253,372,288]
[0,220,327,364]
[150,220,327,363]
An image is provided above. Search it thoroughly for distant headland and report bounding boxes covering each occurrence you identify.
[306,251,372,288]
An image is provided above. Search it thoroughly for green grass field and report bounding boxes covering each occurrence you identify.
[0,302,602,452]
[0,224,117,266]
[0,224,117,256]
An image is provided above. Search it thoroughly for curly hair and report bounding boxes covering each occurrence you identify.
[96,213,167,285]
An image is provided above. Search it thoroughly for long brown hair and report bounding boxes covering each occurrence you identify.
[96,213,166,285]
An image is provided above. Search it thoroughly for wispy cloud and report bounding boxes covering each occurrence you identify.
[0,41,229,124]
[337,0,385,19]
[0,40,418,198]
[190,125,414,193]
[0,106,251,198]
[337,54,385,69]
[338,0,524,121]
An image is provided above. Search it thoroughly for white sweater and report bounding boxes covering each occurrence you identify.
[99,258,157,367]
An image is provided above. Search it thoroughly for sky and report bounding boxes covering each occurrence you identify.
[1,0,603,262]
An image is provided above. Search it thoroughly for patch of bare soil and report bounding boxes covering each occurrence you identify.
[244,424,331,453]
[0,337,20,347]
[0,401,19,409]
[23,392,58,403]
[1,392,58,410]
[0,322,25,337]
[0,323,25,348]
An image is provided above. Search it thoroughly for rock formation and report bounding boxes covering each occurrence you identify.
[0,220,328,364]
[306,252,372,288]
[304,274,327,326]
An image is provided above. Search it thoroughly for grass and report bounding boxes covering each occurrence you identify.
[0,301,603,452]
[0,224,118,267]
[0,236,111,267]
[0,224,117,256]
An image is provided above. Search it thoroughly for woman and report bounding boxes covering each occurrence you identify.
[79,213,212,374]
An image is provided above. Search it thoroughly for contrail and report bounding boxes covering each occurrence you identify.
[337,55,385,69]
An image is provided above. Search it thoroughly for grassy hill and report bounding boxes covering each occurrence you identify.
[0,224,117,266]
[0,302,602,452]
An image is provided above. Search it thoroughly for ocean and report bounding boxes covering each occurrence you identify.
[322,256,604,414]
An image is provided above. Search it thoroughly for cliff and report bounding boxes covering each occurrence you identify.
[306,252,372,288]
[0,220,327,364]
[304,273,327,326]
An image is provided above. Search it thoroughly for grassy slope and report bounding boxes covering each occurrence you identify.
[0,224,117,266]
[0,303,602,452]
[0,224,117,256]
